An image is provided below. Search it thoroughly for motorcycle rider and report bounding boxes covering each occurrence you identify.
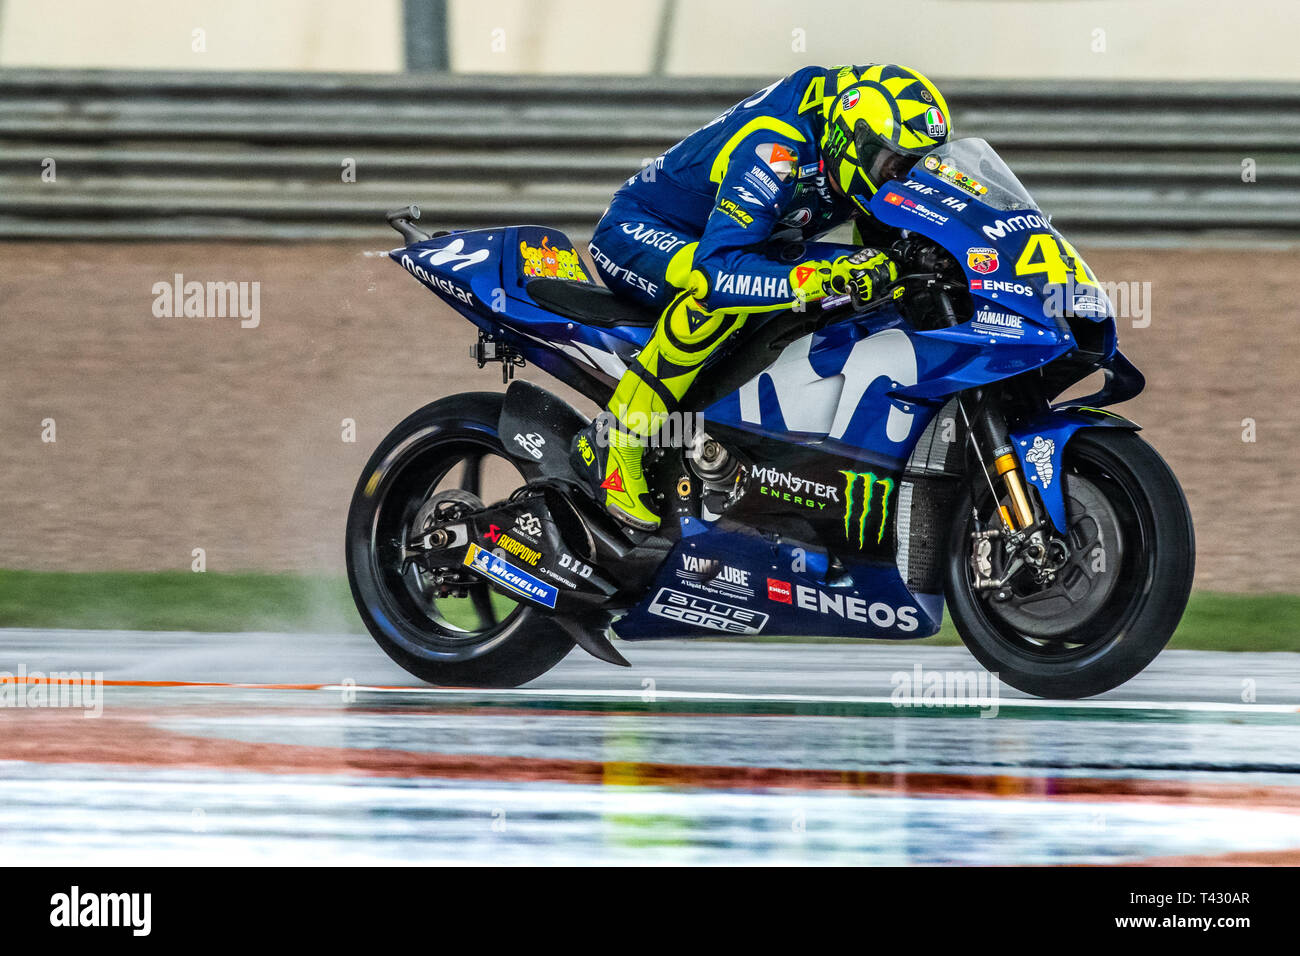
[576,63,952,530]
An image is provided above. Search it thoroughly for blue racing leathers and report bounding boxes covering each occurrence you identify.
[589,66,875,312]
[579,66,904,532]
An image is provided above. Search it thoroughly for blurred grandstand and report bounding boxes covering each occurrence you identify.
[2,0,1299,242]
[1,70,1298,241]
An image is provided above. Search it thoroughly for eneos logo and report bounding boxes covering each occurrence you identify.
[766,579,793,604]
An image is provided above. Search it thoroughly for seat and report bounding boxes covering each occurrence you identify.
[526,278,659,328]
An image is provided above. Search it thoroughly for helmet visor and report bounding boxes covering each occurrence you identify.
[855,123,921,191]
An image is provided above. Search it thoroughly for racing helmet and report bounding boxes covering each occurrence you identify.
[819,64,952,214]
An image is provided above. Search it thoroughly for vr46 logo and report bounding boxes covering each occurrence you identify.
[839,470,895,549]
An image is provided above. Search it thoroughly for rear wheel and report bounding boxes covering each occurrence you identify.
[944,429,1194,698]
[345,393,575,687]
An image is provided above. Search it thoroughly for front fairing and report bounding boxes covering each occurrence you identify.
[867,138,1118,359]
[700,139,1129,465]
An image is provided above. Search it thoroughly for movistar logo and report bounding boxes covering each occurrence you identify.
[839,470,894,548]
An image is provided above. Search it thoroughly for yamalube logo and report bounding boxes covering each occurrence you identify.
[678,555,753,598]
[972,307,1024,338]
[50,886,151,936]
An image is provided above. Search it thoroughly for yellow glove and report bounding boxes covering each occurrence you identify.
[789,249,899,305]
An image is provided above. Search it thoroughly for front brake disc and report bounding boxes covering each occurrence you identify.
[982,474,1124,640]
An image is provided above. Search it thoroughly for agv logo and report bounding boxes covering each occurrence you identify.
[839,470,895,549]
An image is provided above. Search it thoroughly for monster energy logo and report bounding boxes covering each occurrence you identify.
[839,470,895,548]
[825,121,850,158]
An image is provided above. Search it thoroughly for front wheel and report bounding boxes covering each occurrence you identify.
[345,392,576,687]
[944,429,1194,698]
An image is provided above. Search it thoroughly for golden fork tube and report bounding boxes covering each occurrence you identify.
[994,453,1035,530]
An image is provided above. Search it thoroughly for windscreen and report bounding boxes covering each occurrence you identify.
[917,138,1039,212]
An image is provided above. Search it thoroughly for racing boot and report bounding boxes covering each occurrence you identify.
[572,419,659,531]
[573,289,748,530]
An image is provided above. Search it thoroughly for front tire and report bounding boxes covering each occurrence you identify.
[345,392,576,687]
[945,429,1194,698]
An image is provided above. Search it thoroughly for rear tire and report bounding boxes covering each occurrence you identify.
[944,429,1194,698]
[345,392,576,687]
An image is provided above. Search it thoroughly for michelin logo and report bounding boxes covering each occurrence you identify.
[463,543,558,608]
[1024,436,1056,488]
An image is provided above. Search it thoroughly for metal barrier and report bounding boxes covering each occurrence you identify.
[1,69,1297,240]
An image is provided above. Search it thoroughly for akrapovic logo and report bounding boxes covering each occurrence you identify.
[495,533,541,566]
[839,470,895,548]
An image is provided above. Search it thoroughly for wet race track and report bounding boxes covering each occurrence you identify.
[2,629,1299,865]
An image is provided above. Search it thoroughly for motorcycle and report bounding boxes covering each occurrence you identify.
[345,136,1194,698]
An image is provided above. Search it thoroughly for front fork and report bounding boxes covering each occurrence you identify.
[958,393,1064,593]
